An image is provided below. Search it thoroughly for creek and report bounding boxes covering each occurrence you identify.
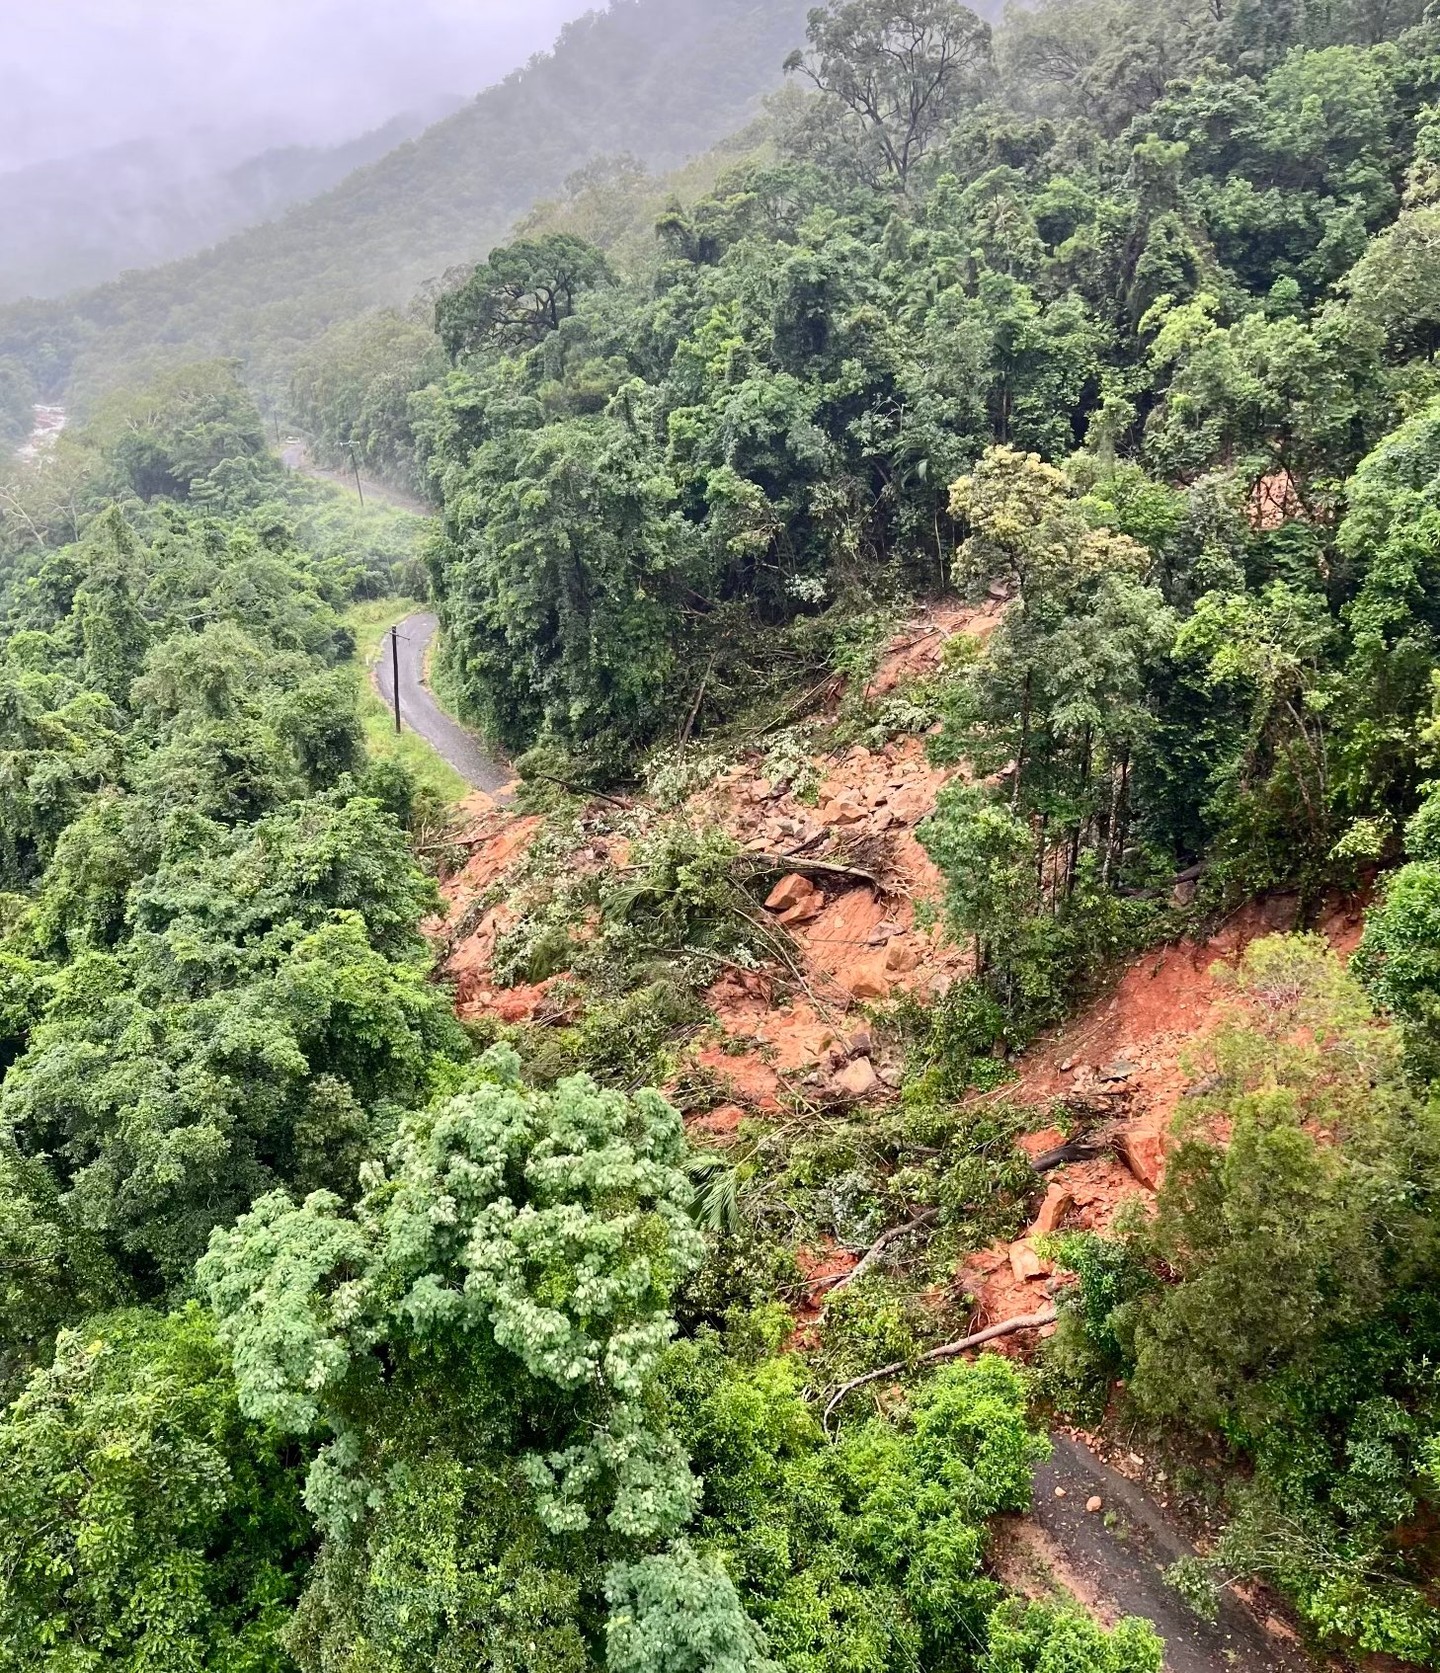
[16,403,66,463]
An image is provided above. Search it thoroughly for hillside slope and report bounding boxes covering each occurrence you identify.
[0,109,460,305]
[0,0,809,407]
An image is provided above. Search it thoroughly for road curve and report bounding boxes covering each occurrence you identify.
[372,612,512,797]
[1031,1434,1305,1673]
[281,440,433,517]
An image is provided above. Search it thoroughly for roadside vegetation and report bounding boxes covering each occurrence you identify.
[9,1,1440,1670]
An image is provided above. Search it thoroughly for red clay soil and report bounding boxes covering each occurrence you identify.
[424,601,1368,1337]
[956,891,1369,1335]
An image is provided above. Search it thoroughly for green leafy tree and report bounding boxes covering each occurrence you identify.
[199,1048,766,1673]
[437,236,615,360]
[922,449,1172,1029]
[435,416,693,758]
[784,1,994,189]
[0,1305,310,1673]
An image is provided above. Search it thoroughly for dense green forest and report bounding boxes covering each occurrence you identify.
[12,0,1440,1668]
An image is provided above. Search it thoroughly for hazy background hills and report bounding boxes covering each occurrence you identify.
[0,0,811,409]
[0,107,467,304]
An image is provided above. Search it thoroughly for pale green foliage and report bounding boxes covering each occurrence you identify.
[981,1600,1162,1673]
[199,1049,723,1672]
[606,1544,777,1673]
[202,1046,704,1538]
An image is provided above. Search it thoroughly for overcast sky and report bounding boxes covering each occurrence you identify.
[1,0,589,175]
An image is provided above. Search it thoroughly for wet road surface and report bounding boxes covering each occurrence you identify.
[372,611,512,796]
[1032,1435,1305,1673]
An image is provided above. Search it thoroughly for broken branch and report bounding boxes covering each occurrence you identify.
[822,1308,1059,1433]
[818,1208,940,1295]
[740,854,883,890]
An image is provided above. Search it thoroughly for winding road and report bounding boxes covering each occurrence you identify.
[1028,1435,1305,1673]
[372,612,512,796]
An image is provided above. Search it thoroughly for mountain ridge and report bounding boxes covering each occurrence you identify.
[0,0,810,409]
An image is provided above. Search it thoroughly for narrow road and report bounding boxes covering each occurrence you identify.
[373,612,512,796]
[1031,1435,1306,1673]
[281,439,433,517]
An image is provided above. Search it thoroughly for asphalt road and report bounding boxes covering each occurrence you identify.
[1033,1435,1305,1673]
[280,439,433,516]
[372,611,512,796]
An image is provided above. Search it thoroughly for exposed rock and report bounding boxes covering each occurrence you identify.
[1097,1058,1136,1083]
[844,955,892,1001]
[766,873,814,914]
[1031,1184,1074,1236]
[1085,1496,1103,1514]
[886,786,931,825]
[777,886,825,926]
[1119,1123,1167,1190]
[886,939,922,974]
[825,790,868,824]
[848,1028,873,1057]
[1009,1240,1049,1283]
[1260,891,1301,931]
[833,1056,879,1099]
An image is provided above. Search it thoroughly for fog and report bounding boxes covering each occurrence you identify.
[1,0,590,176]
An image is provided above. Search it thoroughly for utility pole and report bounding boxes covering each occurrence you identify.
[347,442,365,507]
[390,627,402,734]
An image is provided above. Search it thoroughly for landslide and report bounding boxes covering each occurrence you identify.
[430,596,1364,1319]
[422,594,1365,1653]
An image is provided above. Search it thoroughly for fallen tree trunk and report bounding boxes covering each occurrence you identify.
[740,854,883,890]
[813,1208,939,1295]
[822,1308,1059,1433]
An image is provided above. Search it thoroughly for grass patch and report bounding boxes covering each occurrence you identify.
[341,598,470,808]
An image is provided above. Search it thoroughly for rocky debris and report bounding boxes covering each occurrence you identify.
[1031,1184,1075,1237]
[833,1056,880,1099]
[1085,1496,1104,1514]
[765,874,811,913]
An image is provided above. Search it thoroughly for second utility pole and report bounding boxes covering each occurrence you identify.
[390,627,402,734]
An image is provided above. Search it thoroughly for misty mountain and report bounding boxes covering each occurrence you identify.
[0,0,810,408]
[0,106,464,304]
